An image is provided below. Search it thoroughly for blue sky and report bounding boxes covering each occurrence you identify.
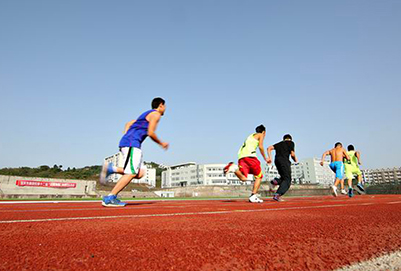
[0,0,400,170]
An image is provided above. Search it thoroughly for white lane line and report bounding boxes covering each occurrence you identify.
[388,201,401,204]
[0,203,371,224]
[0,205,194,213]
[0,198,241,205]
[335,249,401,271]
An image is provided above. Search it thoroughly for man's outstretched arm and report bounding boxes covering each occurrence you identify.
[267,145,274,164]
[291,150,298,163]
[320,151,330,166]
[356,151,362,165]
[257,134,268,163]
[147,112,169,150]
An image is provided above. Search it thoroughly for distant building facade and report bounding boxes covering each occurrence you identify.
[161,163,252,188]
[104,153,156,187]
[362,167,401,185]
[264,158,334,186]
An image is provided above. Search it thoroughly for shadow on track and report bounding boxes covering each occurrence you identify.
[125,202,156,206]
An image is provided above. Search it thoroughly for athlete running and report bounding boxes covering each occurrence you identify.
[223,125,269,203]
[99,97,169,207]
[344,145,365,194]
[267,134,298,202]
[320,142,351,197]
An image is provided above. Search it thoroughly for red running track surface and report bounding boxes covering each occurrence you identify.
[1,195,401,271]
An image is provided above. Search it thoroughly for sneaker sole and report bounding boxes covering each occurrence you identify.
[102,202,126,207]
[356,186,366,195]
[331,187,338,197]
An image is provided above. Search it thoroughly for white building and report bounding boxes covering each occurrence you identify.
[264,158,335,186]
[161,162,253,188]
[302,158,334,185]
[362,167,401,185]
[104,153,156,188]
[264,163,304,184]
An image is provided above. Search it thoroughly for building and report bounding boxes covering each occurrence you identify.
[264,158,335,186]
[362,167,401,185]
[302,158,334,186]
[104,153,156,188]
[161,162,253,188]
[264,163,304,184]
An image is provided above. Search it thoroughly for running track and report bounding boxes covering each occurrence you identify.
[1,195,401,270]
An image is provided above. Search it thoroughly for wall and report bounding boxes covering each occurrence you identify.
[0,175,98,199]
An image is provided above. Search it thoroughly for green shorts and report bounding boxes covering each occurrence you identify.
[344,164,361,180]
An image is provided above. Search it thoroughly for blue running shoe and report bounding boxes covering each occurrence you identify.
[348,188,354,198]
[99,162,114,184]
[102,195,127,207]
[356,183,366,194]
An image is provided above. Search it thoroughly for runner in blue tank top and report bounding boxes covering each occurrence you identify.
[119,109,156,149]
[100,98,169,207]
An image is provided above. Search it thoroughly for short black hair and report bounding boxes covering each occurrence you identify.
[283,134,292,141]
[335,142,342,148]
[255,125,266,133]
[152,97,165,109]
[347,145,355,151]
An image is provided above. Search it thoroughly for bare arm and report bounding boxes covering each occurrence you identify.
[343,149,350,161]
[356,151,362,165]
[257,134,268,163]
[291,150,298,163]
[267,145,274,164]
[124,120,136,134]
[320,150,330,166]
[147,112,169,150]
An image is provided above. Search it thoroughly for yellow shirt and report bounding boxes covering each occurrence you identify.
[238,134,259,159]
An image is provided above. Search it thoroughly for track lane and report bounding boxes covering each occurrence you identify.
[1,195,400,270]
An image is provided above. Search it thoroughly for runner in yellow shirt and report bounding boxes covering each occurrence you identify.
[344,145,365,195]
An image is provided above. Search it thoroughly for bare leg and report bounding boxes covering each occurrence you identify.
[115,167,124,174]
[340,179,345,190]
[110,174,136,195]
[347,178,353,188]
[357,174,362,184]
[252,177,262,194]
[234,170,248,182]
[334,178,341,187]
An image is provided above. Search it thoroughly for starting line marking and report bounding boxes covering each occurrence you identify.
[388,201,401,205]
[0,202,382,224]
[335,249,401,271]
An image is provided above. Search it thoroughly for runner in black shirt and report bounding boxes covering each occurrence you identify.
[267,134,298,201]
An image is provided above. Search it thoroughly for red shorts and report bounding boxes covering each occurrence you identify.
[238,157,263,179]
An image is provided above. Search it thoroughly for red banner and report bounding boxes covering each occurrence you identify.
[16,180,77,188]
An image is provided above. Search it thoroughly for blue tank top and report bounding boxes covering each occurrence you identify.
[119,109,156,149]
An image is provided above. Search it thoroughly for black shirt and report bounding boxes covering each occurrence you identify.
[274,140,295,161]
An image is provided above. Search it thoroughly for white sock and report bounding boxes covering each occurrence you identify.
[229,164,239,173]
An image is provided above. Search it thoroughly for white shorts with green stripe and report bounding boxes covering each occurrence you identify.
[120,147,143,176]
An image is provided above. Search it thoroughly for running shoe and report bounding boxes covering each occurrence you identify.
[268,178,279,192]
[223,162,237,175]
[356,183,366,194]
[273,194,284,202]
[102,195,127,207]
[348,188,354,198]
[249,194,263,203]
[223,162,234,175]
[331,185,338,197]
[341,189,347,195]
[100,162,114,184]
